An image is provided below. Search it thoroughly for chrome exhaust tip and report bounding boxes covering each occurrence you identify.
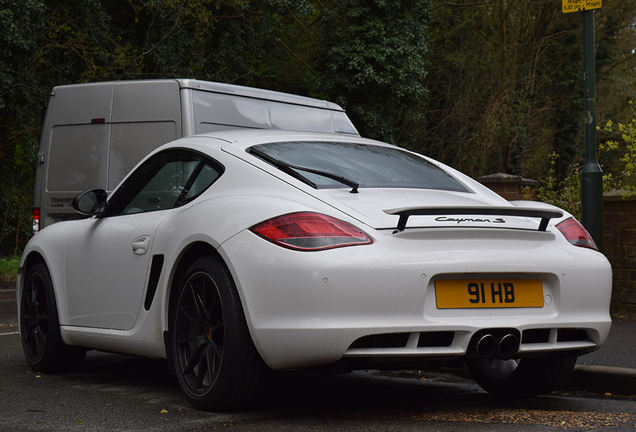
[476,334,497,358]
[498,333,520,358]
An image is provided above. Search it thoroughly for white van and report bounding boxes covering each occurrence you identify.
[33,79,358,232]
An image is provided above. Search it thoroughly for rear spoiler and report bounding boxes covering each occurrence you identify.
[384,206,564,232]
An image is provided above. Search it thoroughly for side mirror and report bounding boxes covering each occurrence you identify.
[72,189,108,216]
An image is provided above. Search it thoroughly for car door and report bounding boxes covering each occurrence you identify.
[64,149,224,330]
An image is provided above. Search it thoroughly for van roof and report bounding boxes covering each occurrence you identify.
[176,79,345,111]
[50,79,345,112]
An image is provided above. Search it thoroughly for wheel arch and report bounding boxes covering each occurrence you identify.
[17,252,47,336]
[22,251,46,274]
[166,242,227,311]
[163,241,228,373]
[18,252,47,298]
[19,257,87,371]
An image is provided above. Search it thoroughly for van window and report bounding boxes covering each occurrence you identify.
[332,111,359,135]
[267,102,333,133]
[193,90,270,133]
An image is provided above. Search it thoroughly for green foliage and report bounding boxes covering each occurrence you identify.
[2,0,636,255]
[0,0,44,110]
[422,1,587,178]
[0,256,20,281]
[533,139,625,221]
[0,0,432,254]
[319,0,430,146]
[534,153,582,220]
[599,115,636,191]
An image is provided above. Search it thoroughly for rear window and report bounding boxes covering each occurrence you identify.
[249,141,468,192]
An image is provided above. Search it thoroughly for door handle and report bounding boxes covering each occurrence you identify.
[132,235,150,255]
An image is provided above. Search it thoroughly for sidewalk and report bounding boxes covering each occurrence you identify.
[564,311,636,396]
[2,285,635,395]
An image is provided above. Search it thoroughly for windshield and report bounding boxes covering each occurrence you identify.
[249,141,469,192]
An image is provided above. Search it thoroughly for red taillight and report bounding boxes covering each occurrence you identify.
[250,212,373,251]
[556,217,598,251]
[33,208,40,235]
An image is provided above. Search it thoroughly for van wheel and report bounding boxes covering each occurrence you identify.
[170,256,268,411]
[467,354,577,397]
[20,263,86,373]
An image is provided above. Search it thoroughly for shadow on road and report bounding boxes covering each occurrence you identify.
[48,351,636,431]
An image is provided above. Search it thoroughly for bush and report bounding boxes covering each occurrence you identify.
[0,256,20,282]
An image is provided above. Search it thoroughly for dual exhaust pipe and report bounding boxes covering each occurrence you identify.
[469,329,520,359]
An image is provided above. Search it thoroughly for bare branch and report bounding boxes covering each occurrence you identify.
[287,5,321,60]
[430,0,496,11]
[275,38,318,77]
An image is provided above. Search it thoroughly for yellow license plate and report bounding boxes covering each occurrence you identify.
[435,279,544,309]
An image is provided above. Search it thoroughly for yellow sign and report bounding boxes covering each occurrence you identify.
[562,0,602,13]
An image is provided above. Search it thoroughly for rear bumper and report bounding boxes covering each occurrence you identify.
[221,227,612,370]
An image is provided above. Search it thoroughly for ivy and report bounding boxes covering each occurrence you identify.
[319,0,430,146]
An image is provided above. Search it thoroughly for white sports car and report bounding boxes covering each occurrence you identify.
[17,129,611,411]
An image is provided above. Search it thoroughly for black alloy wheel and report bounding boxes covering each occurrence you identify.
[171,256,268,411]
[20,262,86,372]
[21,266,50,365]
[174,269,225,396]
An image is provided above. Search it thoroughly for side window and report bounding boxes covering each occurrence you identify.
[184,164,220,201]
[105,149,223,217]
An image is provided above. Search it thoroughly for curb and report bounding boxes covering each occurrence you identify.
[564,364,636,396]
[444,364,636,396]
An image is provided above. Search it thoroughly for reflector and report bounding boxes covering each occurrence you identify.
[32,208,40,235]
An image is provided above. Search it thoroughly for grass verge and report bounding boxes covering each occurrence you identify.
[0,256,20,282]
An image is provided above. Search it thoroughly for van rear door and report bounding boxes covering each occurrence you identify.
[36,80,181,230]
[39,82,114,228]
[109,80,181,190]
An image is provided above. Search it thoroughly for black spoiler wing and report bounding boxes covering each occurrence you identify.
[384,206,564,232]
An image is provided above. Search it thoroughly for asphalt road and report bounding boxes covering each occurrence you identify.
[2,298,636,431]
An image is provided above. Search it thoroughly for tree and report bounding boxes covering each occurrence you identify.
[420,0,586,178]
[421,0,636,184]
[0,0,44,255]
[318,0,430,146]
[0,0,432,254]
[4,0,636,255]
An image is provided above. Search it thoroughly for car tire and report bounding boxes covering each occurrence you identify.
[467,354,577,397]
[20,262,86,373]
[170,256,268,411]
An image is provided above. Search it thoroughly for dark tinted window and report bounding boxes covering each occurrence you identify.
[106,149,223,216]
[250,141,468,192]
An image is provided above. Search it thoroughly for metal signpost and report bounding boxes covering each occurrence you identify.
[562,0,604,253]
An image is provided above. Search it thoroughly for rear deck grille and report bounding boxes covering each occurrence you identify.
[349,333,410,349]
[417,331,455,347]
[522,328,590,344]
[349,331,455,349]
[557,328,590,342]
[522,328,550,344]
